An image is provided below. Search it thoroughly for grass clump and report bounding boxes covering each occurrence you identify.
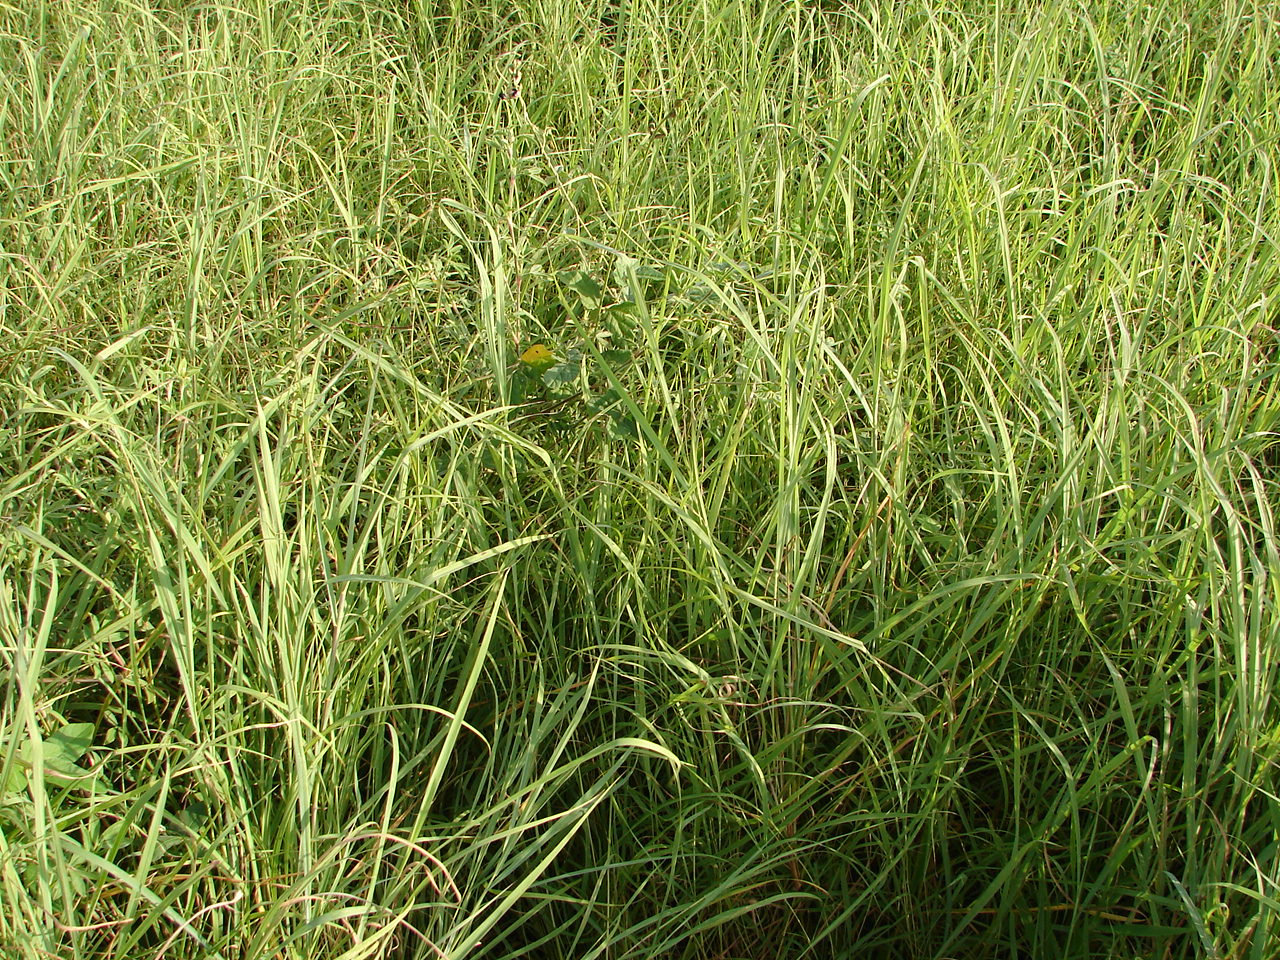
[2,0,1278,957]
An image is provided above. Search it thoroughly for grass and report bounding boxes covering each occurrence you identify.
[1,0,1278,957]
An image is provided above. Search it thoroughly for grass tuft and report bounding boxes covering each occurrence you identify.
[2,1,1278,958]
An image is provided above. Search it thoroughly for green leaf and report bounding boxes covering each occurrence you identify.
[2,763,28,796]
[2,723,97,796]
[542,354,582,389]
[557,270,602,309]
[43,723,97,786]
[600,349,632,368]
[45,723,94,769]
[605,300,639,318]
[588,388,622,416]
[609,410,640,441]
[612,254,665,283]
[508,373,530,404]
[177,800,211,829]
[604,301,640,341]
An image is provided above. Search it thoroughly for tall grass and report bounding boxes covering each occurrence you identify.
[1,0,1278,957]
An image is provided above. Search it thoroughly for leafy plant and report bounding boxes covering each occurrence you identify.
[1,722,97,798]
[507,267,643,440]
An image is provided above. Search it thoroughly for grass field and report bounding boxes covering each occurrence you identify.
[2,0,1279,957]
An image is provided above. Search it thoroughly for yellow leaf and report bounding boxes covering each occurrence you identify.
[519,344,555,367]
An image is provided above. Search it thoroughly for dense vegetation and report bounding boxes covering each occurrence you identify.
[2,0,1278,957]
